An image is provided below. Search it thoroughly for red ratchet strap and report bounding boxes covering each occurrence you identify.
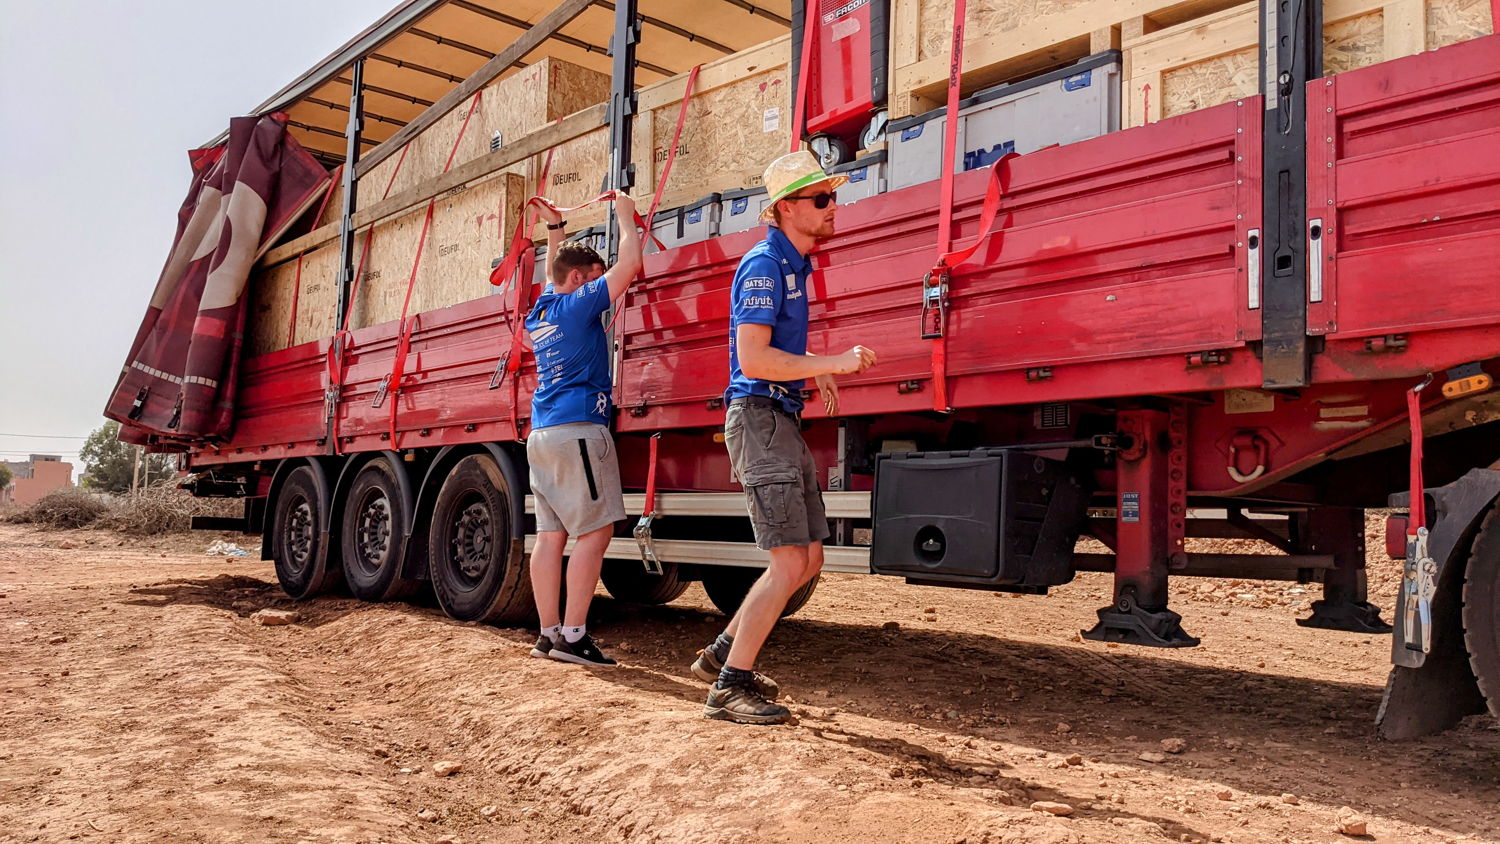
[326,144,410,453]
[288,166,342,347]
[643,64,700,251]
[1407,374,1434,533]
[924,0,996,416]
[643,432,661,517]
[385,90,484,448]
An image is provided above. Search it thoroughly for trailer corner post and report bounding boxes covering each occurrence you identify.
[329,58,365,452]
[1083,407,1200,648]
[1258,0,1321,389]
[605,0,640,266]
[335,58,364,342]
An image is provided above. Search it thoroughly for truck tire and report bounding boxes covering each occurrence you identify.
[701,567,819,618]
[272,466,341,600]
[340,461,420,602]
[601,560,690,605]
[1463,502,1500,720]
[427,453,534,624]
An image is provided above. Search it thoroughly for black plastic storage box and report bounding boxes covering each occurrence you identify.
[870,449,1088,589]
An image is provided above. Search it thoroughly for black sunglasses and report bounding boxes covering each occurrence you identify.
[782,190,838,209]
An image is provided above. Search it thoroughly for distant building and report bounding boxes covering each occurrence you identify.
[2,454,74,507]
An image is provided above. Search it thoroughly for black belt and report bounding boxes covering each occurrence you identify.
[729,395,799,418]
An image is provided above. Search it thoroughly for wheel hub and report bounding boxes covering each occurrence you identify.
[354,493,392,572]
[450,500,492,581]
[284,498,314,573]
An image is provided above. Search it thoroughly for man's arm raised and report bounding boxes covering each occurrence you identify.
[535,199,566,284]
[604,191,644,302]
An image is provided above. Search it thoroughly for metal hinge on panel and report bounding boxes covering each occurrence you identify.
[1186,350,1231,368]
[1025,367,1053,382]
[1364,334,1408,353]
[896,380,924,394]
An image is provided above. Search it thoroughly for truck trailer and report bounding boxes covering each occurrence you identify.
[108,0,1500,739]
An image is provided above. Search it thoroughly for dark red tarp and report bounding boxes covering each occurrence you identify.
[106,115,330,448]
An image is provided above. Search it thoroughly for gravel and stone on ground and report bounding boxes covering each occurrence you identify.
[1,522,1497,843]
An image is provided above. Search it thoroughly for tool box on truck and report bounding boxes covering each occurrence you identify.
[870,448,1089,590]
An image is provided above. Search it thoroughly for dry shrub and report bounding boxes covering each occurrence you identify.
[7,488,109,529]
[100,482,240,536]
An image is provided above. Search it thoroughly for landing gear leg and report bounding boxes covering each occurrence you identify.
[1295,507,1392,633]
[1084,407,1199,648]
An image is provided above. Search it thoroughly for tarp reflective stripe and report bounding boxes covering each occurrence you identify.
[106,115,329,445]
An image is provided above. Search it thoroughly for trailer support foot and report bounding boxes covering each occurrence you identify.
[1293,507,1391,633]
[1084,595,1200,648]
[1297,598,1392,633]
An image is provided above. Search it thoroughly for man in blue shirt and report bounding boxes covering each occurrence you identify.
[692,151,877,724]
[525,192,642,667]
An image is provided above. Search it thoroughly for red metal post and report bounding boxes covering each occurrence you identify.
[1084,407,1197,647]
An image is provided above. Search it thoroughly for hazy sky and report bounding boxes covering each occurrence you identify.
[0,0,392,469]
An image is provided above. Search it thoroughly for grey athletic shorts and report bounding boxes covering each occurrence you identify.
[724,400,830,550]
[527,422,626,535]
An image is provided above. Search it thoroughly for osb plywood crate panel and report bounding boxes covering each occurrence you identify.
[351,173,527,331]
[532,36,791,232]
[648,66,789,210]
[1125,0,1493,126]
[362,57,609,198]
[247,243,342,355]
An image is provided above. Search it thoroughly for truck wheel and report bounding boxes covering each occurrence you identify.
[601,560,690,605]
[701,568,819,618]
[1463,502,1500,719]
[427,453,534,624]
[340,461,420,602]
[272,466,341,600]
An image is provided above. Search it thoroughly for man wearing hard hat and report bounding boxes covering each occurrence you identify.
[690,150,878,724]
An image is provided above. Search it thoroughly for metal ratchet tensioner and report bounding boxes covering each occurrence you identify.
[1402,526,1438,653]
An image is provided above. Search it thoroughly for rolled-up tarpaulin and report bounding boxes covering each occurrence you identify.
[105,114,330,446]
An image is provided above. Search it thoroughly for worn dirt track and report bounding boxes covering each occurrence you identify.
[1,522,1497,844]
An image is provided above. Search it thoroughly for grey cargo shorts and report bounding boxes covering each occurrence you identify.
[527,422,626,535]
[724,399,830,550]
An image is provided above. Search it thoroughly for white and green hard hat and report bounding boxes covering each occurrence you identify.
[759,150,849,223]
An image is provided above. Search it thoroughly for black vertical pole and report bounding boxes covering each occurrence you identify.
[335,59,364,336]
[605,0,640,265]
[328,59,364,444]
[1258,0,1320,389]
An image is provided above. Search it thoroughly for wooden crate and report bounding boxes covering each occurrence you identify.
[543,35,792,230]
[247,57,605,351]
[889,0,1249,117]
[1124,0,1494,127]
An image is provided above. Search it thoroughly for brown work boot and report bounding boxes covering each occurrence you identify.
[704,683,791,725]
[690,646,780,699]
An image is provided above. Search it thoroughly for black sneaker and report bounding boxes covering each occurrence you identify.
[549,634,618,667]
[691,647,780,700]
[704,683,791,725]
[529,635,555,658]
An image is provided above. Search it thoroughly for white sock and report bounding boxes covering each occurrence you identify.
[562,625,587,643]
[542,624,562,642]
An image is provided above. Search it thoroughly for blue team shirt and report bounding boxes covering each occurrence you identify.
[726,226,811,413]
[527,278,613,429]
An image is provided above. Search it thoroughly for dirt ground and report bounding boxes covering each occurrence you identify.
[1,522,1497,844]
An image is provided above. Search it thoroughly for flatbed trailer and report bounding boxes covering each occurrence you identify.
[116,1,1500,738]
